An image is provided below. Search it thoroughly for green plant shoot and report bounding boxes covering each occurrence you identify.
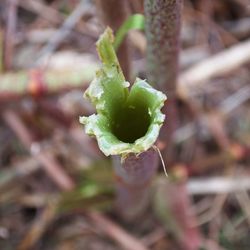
[79,28,166,158]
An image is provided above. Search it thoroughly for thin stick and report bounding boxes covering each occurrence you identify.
[36,0,89,64]
[88,211,150,250]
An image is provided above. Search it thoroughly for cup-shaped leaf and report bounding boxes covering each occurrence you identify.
[80,28,166,157]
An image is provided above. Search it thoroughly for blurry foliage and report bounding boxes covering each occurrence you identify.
[114,13,145,50]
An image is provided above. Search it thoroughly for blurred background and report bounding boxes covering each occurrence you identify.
[0,0,250,249]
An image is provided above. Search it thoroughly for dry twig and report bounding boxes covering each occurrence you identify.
[36,0,90,64]
[88,211,150,250]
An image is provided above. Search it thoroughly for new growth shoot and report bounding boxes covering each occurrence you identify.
[80,28,166,158]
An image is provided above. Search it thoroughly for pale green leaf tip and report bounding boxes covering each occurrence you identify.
[80,28,167,157]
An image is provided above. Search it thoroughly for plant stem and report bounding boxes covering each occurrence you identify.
[144,2,203,248]
[144,0,182,164]
[95,0,131,80]
[3,0,18,71]
[144,0,182,92]
[113,148,159,220]
[80,28,166,220]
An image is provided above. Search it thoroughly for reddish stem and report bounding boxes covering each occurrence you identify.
[113,148,159,220]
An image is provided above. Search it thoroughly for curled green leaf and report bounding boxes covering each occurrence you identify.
[79,28,166,157]
[114,14,145,50]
